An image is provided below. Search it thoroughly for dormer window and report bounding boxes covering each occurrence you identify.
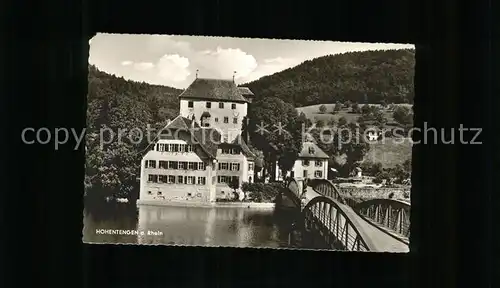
[219,102,224,109]
[308,147,315,155]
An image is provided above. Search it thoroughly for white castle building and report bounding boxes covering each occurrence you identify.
[138,77,256,204]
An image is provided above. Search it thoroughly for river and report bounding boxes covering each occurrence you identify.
[83,200,329,249]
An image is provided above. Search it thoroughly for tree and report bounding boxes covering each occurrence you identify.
[360,160,383,176]
[351,102,360,114]
[327,118,337,127]
[298,112,313,128]
[334,102,342,112]
[316,119,325,128]
[246,97,303,181]
[361,104,371,115]
[228,177,241,200]
[393,105,413,127]
[338,116,348,127]
[318,104,327,114]
[310,122,370,178]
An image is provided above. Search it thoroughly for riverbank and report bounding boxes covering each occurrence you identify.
[136,199,276,209]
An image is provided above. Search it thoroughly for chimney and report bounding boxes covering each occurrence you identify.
[233,71,236,83]
[195,69,199,79]
[191,115,195,129]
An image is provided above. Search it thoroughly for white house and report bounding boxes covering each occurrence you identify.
[138,77,256,204]
[275,141,329,181]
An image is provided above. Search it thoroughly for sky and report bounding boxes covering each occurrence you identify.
[89,33,414,89]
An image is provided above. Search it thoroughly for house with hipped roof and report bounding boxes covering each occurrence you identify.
[138,77,256,204]
[275,141,329,182]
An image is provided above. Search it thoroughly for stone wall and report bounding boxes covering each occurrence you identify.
[339,187,411,201]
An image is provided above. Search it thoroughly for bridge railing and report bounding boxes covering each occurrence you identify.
[303,196,374,251]
[354,199,411,239]
[308,179,411,240]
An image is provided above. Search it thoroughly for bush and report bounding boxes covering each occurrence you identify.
[241,182,283,203]
[318,104,327,114]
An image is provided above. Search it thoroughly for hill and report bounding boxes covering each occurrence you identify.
[244,49,415,107]
[87,65,181,128]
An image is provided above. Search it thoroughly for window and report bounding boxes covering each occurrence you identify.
[315,171,323,178]
[168,175,176,183]
[248,163,254,171]
[231,163,240,171]
[206,102,211,108]
[186,145,193,152]
[186,176,195,184]
[179,162,187,170]
[222,148,231,154]
[188,101,193,108]
[224,117,229,123]
[173,144,179,152]
[177,176,184,184]
[188,162,196,170]
[233,118,238,124]
[157,143,167,152]
[308,147,315,154]
[157,191,162,196]
[197,177,206,185]
[148,174,158,183]
[145,160,156,168]
[231,103,236,109]
[158,175,167,183]
[315,160,322,167]
[198,162,205,170]
[220,163,228,170]
[159,161,168,169]
[303,170,308,178]
[168,161,178,169]
[302,160,310,166]
[219,102,224,109]
[215,117,219,123]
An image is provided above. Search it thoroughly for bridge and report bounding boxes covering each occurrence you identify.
[284,178,410,252]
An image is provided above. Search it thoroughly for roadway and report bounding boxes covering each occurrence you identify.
[303,187,409,253]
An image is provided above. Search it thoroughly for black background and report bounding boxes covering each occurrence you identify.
[1,0,495,287]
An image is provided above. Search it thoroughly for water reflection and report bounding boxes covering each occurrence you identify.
[83,202,303,248]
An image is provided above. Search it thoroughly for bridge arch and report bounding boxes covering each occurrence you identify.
[307,179,345,203]
[302,195,376,251]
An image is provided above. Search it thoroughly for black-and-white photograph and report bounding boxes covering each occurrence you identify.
[83,34,413,252]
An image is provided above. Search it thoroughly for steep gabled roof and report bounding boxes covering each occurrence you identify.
[232,134,256,160]
[160,115,222,158]
[298,142,329,159]
[178,78,249,103]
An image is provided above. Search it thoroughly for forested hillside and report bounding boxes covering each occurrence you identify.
[244,49,415,106]
[85,65,181,199]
